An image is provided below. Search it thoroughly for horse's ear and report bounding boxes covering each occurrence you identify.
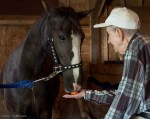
[77,9,95,19]
[41,0,50,12]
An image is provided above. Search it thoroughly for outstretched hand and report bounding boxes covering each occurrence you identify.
[63,89,86,99]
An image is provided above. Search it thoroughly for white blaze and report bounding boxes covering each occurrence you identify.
[71,32,81,83]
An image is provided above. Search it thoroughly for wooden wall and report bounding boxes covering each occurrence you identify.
[1,0,150,89]
[0,0,150,119]
[0,17,36,72]
[0,0,150,89]
[0,0,58,15]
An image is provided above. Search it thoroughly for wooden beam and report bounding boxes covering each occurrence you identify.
[91,0,106,64]
[0,15,38,25]
[120,0,126,6]
[97,0,106,17]
[0,20,35,25]
[67,0,70,6]
[0,0,58,15]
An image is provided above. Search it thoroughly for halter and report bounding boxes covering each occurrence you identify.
[48,36,82,70]
[0,36,82,88]
[33,36,82,83]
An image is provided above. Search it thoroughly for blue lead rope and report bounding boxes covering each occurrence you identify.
[0,80,34,88]
[0,67,63,89]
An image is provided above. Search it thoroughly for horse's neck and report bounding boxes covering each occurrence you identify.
[20,16,53,76]
[19,37,47,75]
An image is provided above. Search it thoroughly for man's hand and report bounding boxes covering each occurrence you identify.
[63,89,86,99]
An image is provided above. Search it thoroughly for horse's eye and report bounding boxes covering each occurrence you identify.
[59,36,65,41]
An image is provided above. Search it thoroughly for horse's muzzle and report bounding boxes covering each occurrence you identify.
[73,83,81,92]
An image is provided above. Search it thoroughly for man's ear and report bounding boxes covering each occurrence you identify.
[116,28,124,40]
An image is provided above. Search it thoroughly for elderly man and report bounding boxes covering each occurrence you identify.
[63,7,150,119]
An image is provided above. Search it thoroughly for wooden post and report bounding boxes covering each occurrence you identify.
[91,0,106,64]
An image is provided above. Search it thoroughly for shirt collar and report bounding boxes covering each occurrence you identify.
[126,32,140,51]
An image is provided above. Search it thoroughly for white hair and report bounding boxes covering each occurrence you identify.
[110,20,141,36]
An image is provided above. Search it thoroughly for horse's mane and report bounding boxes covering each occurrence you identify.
[23,7,79,49]
[56,7,84,35]
[3,7,84,77]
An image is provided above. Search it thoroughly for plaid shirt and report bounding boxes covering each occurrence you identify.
[85,33,150,119]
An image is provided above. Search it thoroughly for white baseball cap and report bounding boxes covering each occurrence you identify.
[94,7,140,29]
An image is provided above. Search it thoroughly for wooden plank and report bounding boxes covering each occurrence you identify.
[81,54,91,63]
[82,37,91,46]
[91,63,123,75]
[0,15,90,25]
[82,26,90,37]
[0,20,35,25]
[129,7,150,35]
[97,0,106,17]
[0,0,58,15]
[101,26,108,62]
[67,0,70,6]
[85,0,90,10]
[108,44,120,61]
[0,26,5,46]
[91,0,106,64]
[81,45,90,54]
[144,0,150,6]
[0,46,7,71]
[89,0,97,9]
[97,15,109,62]
[120,0,126,6]
[0,25,30,71]
[69,0,88,11]
[89,73,121,84]
[0,15,39,20]
[126,0,143,6]
[130,7,150,22]
[82,62,91,73]
[80,17,90,26]
[0,15,38,25]
[58,0,67,6]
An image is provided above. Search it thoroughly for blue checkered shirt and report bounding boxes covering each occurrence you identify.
[85,33,150,119]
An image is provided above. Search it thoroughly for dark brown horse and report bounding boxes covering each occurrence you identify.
[0,5,91,119]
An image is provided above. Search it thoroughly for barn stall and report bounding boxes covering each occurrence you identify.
[0,0,150,119]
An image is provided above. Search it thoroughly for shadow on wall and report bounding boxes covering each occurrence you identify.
[87,76,119,90]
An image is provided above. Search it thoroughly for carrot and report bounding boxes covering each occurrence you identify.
[71,91,78,95]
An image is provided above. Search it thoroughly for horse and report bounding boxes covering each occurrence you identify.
[0,4,92,119]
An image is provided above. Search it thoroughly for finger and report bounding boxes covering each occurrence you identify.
[63,95,75,98]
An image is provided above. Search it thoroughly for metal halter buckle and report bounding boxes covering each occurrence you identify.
[43,66,62,81]
[53,65,63,73]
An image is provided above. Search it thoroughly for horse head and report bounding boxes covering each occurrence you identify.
[44,7,92,93]
[30,0,94,93]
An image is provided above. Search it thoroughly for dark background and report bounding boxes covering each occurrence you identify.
[0,0,58,15]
